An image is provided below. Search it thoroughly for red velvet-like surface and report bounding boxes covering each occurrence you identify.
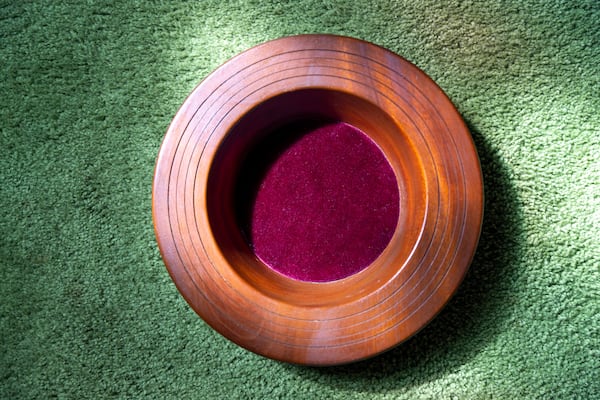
[243,122,399,282]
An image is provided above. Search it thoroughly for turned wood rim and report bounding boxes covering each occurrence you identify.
[152,34,484,366]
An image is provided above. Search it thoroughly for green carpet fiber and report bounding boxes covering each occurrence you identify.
[1,1,599,398]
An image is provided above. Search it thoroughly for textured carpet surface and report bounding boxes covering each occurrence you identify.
[1,1,598,398]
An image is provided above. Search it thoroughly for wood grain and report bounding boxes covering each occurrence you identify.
[152,34,484,366]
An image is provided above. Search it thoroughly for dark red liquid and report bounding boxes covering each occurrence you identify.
[238,121,399,282]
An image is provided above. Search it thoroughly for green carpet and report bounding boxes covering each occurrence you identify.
[1,1,598,398]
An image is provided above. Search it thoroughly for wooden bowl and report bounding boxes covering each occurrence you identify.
[152,34,483,366]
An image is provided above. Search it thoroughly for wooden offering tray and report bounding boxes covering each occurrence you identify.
[152,34,483,366]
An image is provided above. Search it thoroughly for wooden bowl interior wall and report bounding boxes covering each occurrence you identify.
[207,88,424,304]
